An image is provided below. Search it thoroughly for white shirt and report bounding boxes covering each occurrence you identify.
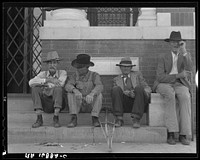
[121,74,131,84]
[29,70,67,87]
[169,52,179,75]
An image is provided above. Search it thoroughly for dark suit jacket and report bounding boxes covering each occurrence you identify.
[152,52,193,92]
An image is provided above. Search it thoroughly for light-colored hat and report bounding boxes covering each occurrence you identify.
[116,57,136,67]
[43,51,62,63]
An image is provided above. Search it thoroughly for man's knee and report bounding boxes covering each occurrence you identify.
[134,85,144,92]
[111,86,122,94]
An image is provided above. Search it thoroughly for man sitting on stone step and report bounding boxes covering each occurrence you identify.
[65,54,103,128]
[111,57,151,128]
[152,31,193,145]
[29,51,67,128]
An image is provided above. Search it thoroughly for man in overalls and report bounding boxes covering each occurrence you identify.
[65,54,103,128]
[29,51,67,128]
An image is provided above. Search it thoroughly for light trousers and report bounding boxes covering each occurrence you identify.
[67,93,103,117]
[156,83,191,136]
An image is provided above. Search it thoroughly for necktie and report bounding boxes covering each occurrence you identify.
[123,75,132,90]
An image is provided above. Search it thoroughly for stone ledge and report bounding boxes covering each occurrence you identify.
[39,26,195,40]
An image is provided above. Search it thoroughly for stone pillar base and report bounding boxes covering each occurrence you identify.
[44,20,89,27]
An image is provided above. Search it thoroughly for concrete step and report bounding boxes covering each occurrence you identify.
[8,124,167,144]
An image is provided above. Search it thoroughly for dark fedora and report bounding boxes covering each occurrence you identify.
[116,57,136,67]
[71,54,94,68]
[43,51,62,63]
[164,31,186,42]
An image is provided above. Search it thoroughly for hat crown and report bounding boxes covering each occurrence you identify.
[76,54,91,64]
[120,57,132,64]
[46,51,60,61]
[169,31,182,41]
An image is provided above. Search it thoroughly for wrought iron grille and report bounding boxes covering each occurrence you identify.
[6,7,44,93]
[87,8,139,26]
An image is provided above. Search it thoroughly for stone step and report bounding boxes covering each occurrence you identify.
[8,124,167,144]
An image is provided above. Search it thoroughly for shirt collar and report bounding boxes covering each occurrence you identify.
[171,51,179,56]
[121,74,131,78]
[47,70,59,78]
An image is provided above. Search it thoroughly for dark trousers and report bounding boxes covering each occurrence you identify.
[111,85,149,119]
[31,86,63,113]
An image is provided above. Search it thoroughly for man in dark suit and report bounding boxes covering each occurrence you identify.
[152,31,193,145]
[111,57,152,128]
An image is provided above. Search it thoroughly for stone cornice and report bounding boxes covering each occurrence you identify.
[39,26,195,40]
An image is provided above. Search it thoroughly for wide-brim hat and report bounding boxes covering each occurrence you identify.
[43,51,62,63]
[71,54,94,68]
[116,57,136,67]
[164,31,186,42]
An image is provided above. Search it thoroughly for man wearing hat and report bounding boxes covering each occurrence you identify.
[111,57,151,128]
[29,51,67,128]
[65,54,103,127]
[152,31,193,145]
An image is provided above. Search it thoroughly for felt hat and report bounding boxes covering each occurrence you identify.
[164,31,186,42]
[71,54,94,68]
[43,51,62,63]
[116,57,136,67]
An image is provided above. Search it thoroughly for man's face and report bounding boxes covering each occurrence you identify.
[120,66,132,75]
[47,60,58,73]
[169,40,181,53]
[77,66,89,75]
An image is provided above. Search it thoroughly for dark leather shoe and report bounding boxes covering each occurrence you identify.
[179,135,190,145]
[53,115,61,128]
[115,119,124,127]
[32,115,43,128]
[67,114,77,128]
[167,132,176,145]
[92,116,100,127]
[132,118,140,128]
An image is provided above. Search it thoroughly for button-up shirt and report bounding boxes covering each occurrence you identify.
[169,52,179,75]
[29,70,67,87]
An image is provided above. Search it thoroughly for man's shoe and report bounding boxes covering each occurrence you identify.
[132,118,140,128]
[167,132,176,145]
[179,135,190,145]
[32,115,43,128]
[53,115,61,128]
[115,119,124,127]
[67,114,77,128]
[92,116,100,127]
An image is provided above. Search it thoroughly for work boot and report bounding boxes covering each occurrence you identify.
[179,135,190,145]
[53,115,61,128]
[167,132,176,145]
[67,114,77,128]
[32,115,43,128]
[115,119,124,127]
[92,116,100,127]
[132,118,140,128]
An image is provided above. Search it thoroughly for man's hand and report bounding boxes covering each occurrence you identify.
[73,89,82,100]
[46,78,61,86]
[178,41,187,55]
[85,94,94,104]
[176,70,191,79]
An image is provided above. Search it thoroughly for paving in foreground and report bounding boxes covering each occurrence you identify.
[8,137,196,153]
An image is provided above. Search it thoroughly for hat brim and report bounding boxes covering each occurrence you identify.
[71,59,94,68]
[164,38,186,42]
[43,58,62,63]
[116,64,136,67]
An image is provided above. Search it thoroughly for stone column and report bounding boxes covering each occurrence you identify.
[44,8,90,27]
[137,8,157,26]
